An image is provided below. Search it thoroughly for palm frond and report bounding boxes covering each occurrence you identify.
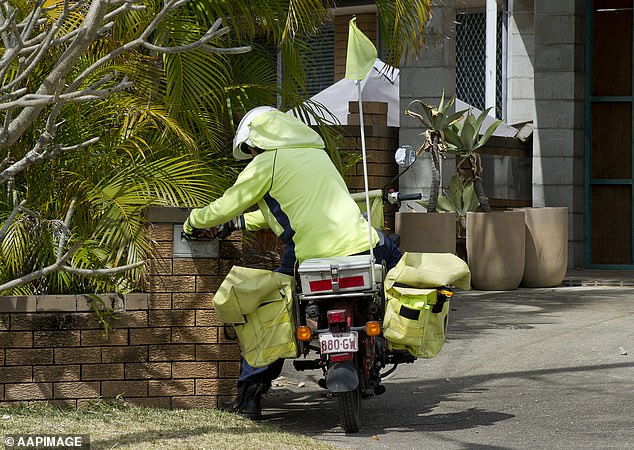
[376,0,431,65]
[282,0,333,42]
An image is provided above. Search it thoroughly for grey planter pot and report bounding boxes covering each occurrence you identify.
[466,210,526,291]
[518,207,568,288]
[395,212,457,254]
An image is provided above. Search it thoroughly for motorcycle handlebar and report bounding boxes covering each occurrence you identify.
[397,193,423,202]
[350,190,422,205]
[382,191,423,205]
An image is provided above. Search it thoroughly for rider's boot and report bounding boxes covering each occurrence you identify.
[221,382,248,413]
[236,382,268,420]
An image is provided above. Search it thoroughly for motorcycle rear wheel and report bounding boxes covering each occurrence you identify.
[337,388,361,433]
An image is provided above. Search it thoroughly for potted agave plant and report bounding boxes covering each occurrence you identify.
[395,93,467,254]
[444,109,527,291]
[419,173,479,236]
[404,92,467,213]
[417,173,479,261]
[446,109,567,289]
[444,108,500,212]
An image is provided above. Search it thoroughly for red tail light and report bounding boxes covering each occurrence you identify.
[327,309,347,324]
[330,353,354,362]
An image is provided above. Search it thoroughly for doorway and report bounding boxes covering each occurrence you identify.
[585,0,634,266]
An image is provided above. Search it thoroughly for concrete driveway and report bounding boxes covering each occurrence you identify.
[262,286,634,449]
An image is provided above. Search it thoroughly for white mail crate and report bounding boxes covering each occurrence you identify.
[298,255,383,295]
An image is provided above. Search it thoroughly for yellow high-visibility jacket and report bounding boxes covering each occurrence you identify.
[185,110,378,264]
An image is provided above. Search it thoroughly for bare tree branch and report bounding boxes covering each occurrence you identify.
[0,196,145,294]
[141,18,229,54]
[0,7,16,35]
[62,260,145,276]
[0,199,25,243]
[203,45,252,55]
[0,77,133,110]
[0,0,110,149]
[0,88,27,103]
[0,241,81,293]
[0,0,73,95]
[57,198,76,260]
[60,137,100,152]
[0,151,13,171]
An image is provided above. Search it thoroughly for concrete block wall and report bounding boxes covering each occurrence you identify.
[506,0,536,126]
[399,0,457,210]
[533,0,584,267]
[479,135,533,208]
[0,208,241,408]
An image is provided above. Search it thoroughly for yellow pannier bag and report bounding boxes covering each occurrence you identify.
[384,252,471,291]
[383,252,471,359]
[214,266,298,368]
[383,286,449,358]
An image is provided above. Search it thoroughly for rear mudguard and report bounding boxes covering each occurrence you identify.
[326,360,359,392]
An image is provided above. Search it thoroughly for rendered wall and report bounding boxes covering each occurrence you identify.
[533,0,584,268]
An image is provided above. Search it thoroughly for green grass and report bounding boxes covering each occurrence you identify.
[0,400,335,449]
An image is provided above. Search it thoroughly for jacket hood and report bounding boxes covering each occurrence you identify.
[248,110,325,151]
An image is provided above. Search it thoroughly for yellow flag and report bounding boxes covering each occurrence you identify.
[345,17,377,80]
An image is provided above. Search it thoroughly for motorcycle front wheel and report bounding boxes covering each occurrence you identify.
[337,388,361,433]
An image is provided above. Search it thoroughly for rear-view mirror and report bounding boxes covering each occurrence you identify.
[395,145,416,168]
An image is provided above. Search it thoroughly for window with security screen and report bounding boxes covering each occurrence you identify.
[303,13,378,96]
[304,24,336,96]
[456,10,505,118]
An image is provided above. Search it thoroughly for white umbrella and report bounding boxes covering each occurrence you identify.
[308,58,400,127]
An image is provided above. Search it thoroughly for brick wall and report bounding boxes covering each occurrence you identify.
[0,208,241,408]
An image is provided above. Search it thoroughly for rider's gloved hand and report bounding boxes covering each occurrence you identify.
[183,217,238,240]
[183,217,195,235]
[182,217,218,240]
[216,218,238,239]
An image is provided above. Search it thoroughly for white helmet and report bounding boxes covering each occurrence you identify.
[232,106,278,160]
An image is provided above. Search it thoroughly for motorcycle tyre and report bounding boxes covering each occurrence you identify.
[337,388,361,433]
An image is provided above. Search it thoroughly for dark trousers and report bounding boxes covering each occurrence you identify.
[237,230,402,386]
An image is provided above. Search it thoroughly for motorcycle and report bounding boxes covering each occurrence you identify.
[291,194,454,433]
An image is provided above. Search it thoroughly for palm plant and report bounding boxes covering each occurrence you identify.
[178,0,432,164]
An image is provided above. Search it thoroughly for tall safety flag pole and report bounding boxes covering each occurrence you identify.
[344,17,378,287]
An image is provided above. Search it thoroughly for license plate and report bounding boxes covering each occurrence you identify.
[319,331,358,354]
